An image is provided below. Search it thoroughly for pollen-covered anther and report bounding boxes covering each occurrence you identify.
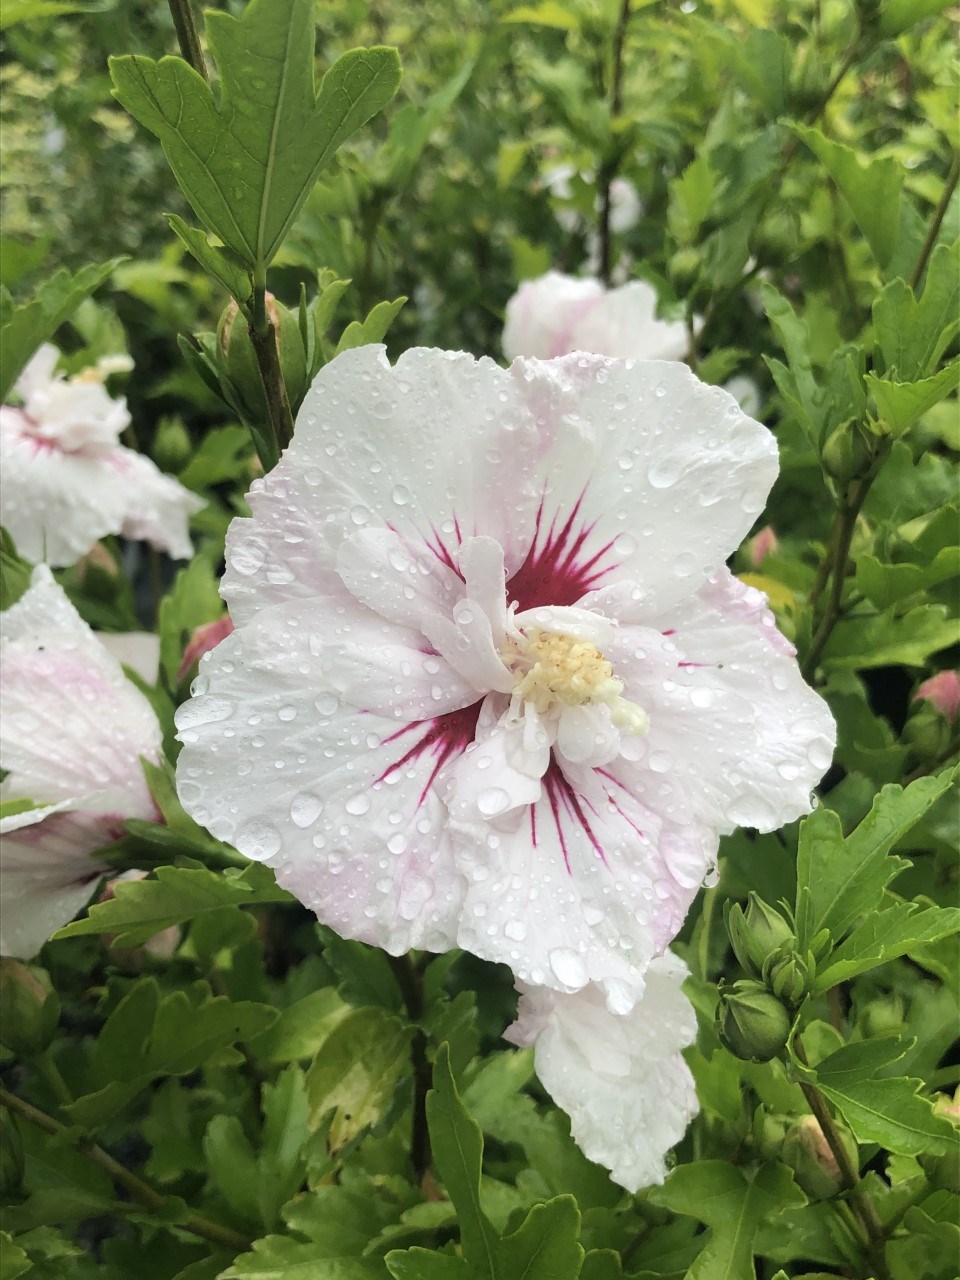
[504,629,649,734]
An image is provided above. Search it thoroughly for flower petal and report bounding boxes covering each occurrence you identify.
[112,449,204,561]
[222,347,542,626]
[504,954,699,1192]
[502,273,605,361]
[336,527,464,630]
[571,280,690,362]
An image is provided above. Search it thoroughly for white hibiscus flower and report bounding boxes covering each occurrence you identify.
[0,567,163,957]
[505,952,699,1191]
[175,346,834,1013]
[0,344,204,567]
[503,273,690,364]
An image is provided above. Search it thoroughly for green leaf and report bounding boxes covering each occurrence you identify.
[795,1039,960,1156]
[53,863,290,948]
[385,1252,465,1280]
[823,605,959,669]
[333,297,407,357]
[427,1043,500,1278]
[873,241,960,380]
[866,359,960,436]
[221,1237,383,1279]
[110,0,401,269]
[854,547,960,610]
[816,901,960,988]
[792,124,903,269]
[0,260,122,400]
[165,217,251,301]
[305,1007,411,1148]
[795,770,958,948]
[879,0,954,35]
[668,154,716,243]
[498,1195,583,1279]
[203,1116,260,1225]
[649,1162,804,1279]
[246,988,350,1064]
[318,928,404,1012]
[177,424,253,491]
[0,1233,32,1280]
[157,554,224,687]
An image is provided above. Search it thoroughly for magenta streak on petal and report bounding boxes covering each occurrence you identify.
[597,769,646,840]
[507,490,617,611]
[377,701,483,807]
[422,525,465,579]
[542,761,606,874]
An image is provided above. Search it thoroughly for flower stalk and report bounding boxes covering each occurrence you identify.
[167,0,208,80]
[389,953,432,1182]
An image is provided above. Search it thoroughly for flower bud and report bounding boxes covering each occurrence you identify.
[668,247,701,290]
[0,960,60,1059]
[153,416,193,474]
[914,672,960,724]
[177,615,235,682]
[859,992,906,1039]
[752,1107,792,1162]
[0,1106,24,1196]
[924,1092,960,1192]
[725,893,794,977]
[748,525,779,567]
[782,1115,855,1199]
[716,979,791,1062]
[216,295,308,424]
[821,419,873,482]
[762,948,814,1008]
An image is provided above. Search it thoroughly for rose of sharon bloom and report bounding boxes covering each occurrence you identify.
[505,952,699,1191]
[176,346,835,1012]
[0,344,204,567]
[503,273,690,364]
[0,567,163,957]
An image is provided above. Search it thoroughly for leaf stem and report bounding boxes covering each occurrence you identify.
[389,953,432,1183]
[909,147,960,290]
[0,1085,251,1255]
[167,0,208,81]
[792,1040,891,1280]
[596,0,632,287]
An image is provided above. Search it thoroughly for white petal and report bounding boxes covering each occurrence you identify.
[420,599,514,695]
[507,355,778,614]
[570,280,691,362]
[454,758,715,1008]
[606,567,836,833]
[445,700,548,826]
[504,955,699,1192]
[336,527,463,630]
[112,449,204,560]
[458,536,509,643]
[513,604,618,649]
[175,608,473,954]
[0,414,129,567]
[0,567,162,812]
[502,273,605,362]
[15,344,60,401]
[0,805,116,958]
[222,347,542,626]
[555,703,621,768]
[98,631,160,684]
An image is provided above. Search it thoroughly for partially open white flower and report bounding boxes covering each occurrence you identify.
[0,567,163,957]
[175,346,834,1012]
[503,273,690,364]
[505,952,699,1191]
[0,344,204,567]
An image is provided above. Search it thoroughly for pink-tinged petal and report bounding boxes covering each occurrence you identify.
[504,955,699,1192]
[420,600,515,696]
[175,611,479,954]
[502,273,605,362]
[110,449,204,561]
[570,280,691,362]
[336,527,464,630]
[177,616,234,681]
[748,524,779,566]
[915,671,960,723]
[98,631,161,684]
[444,696,548,826]
[0,568,162,813]
[0,805,118,957]
[0,413,130,567]
[605,568,836,833]
[222,347,543,627]
[507,355,778,614]
[453,756,714,1012]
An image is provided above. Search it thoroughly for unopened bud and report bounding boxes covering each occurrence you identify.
[0,960,59,1059]
[177,615,235,682]
[783,1115,855,1199]
[752,1107,792,1162]
[725,893,794,977]
[748,526,779,567]
[914,672,960,724]
[860,992,906,1039]
[762,946,815,1007]
[821,419,873,482]
[153,416,193,474]
[216,295,308,424]
[716,979,791,1062]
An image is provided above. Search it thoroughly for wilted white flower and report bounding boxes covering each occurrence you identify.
[505,952,699,1191]
[175,345,834,1012]
[0,567,163,957]
[503,273,690,364]
[0,344,204,567]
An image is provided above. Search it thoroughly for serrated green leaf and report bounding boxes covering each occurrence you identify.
[498,1195,583,1279]
[879,0,954,35]
[795,770,958,948]
[854,547,960,610]
[318,928,404,1012]
[220,1236,383,1279]
[0,1232,32,1280]
[793,124,903,269]
[333,297,407,357]
[668,154,715,243]
[305,1007,411,1148]
[649,1161,804,1280]
[0,260,122,399]
[53,863,290,948]
[873,241,960,380]
[165,217,251,301]
[866,360,960,436]
[246,988,349,1064]
[158,555,226,688]
[110,0,400,269]
[816,902,960,988]
[427,1044,500,1278]
[385,1251,465,1280]
[823,604,959,669]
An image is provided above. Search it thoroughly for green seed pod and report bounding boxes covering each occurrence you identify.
[0,960,60,1059]
[716,979,792,1063]
[726,893,795,977]
[216,295,308,426]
